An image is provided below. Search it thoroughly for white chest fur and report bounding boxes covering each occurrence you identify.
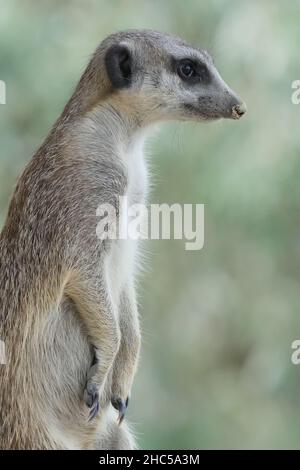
[104,132,148,313]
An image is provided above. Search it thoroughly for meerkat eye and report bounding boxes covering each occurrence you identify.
[178,60,196,80]
[177,59,210,84]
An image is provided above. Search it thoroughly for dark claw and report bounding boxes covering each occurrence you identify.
[84,350,100,421]
[84,382,100,421]
[88,400,100,421]
[111,397,129,425]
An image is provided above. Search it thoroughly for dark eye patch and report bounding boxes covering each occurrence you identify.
[171,56,211,85]
[196,62,210,84]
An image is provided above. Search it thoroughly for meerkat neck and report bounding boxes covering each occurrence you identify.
[67,99,151,167]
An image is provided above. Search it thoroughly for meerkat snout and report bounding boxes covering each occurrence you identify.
[231,102,247,120]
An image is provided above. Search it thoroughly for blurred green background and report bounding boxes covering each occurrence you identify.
[1,0,300,449]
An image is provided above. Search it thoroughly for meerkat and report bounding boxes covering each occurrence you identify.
[0,29,246,450]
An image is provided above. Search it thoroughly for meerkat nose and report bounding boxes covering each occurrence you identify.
[231,102,247,119]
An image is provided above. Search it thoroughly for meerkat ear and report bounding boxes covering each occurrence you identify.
[105,44,132,89]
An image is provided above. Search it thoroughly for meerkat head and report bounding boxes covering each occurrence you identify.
[93,29,246,124]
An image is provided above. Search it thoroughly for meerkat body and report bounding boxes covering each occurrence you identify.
[0,30,245,450]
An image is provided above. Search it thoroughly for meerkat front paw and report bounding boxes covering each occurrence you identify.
[84,356,100,421]
[84,380,100,421]
[111,374,132,425]
[111,396,129,425]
